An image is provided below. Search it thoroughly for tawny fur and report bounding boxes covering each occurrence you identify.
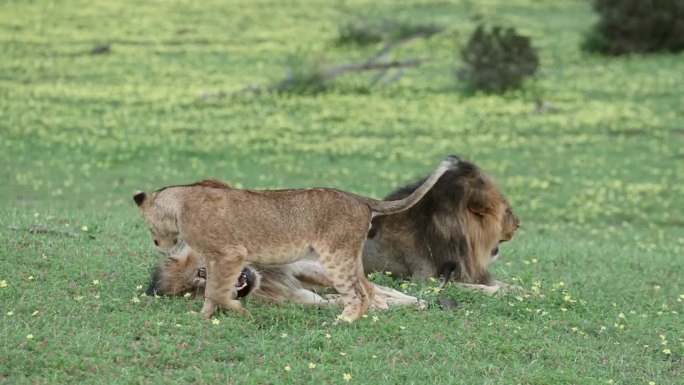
[146,158,520,306]
[134,156,458,321]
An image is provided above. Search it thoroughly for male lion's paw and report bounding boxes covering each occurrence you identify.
[482,285,501,296]
[370,297,390,311]
[323,294,345,308]
[496,283,528,296]
[417,299,428,310]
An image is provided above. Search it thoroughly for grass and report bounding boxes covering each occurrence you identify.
[1,0,683,384]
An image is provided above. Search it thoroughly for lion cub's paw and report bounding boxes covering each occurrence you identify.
[201,300,218,319]
[336,314,356,324]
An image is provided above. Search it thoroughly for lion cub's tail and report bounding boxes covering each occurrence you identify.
[366,155,460,217]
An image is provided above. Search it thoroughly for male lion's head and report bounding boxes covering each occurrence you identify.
[446,160,520,281]
[375,159,520,284]
[146,243,257,298]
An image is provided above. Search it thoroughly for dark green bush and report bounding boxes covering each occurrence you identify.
[582,0,684,55]
[457,24,539,93]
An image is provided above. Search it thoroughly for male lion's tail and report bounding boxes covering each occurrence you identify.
[366,155,460,217]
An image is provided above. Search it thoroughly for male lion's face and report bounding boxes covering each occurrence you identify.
[461,166,520,260]
[166,259,208,296]
[489,202,519,261]
[500,203,520,243]
[133,190,179,252]
[146,245,257,298]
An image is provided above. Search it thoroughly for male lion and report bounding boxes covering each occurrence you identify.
[147,243,426,310]
[133,155,458,321]
[364,159,520,294]
[146,158,520,304]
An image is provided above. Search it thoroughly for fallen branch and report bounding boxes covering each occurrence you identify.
[322,58,427,79]
[233,32,434,96]
[29,224,81,238]
[8,224,87,239]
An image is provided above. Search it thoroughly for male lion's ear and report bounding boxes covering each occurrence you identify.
[133,191,146,206]
[467,192,492,217]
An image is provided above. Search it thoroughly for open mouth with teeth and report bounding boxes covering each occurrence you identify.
[235,267,255,298]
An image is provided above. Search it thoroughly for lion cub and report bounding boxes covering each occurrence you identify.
[133,155,458,321]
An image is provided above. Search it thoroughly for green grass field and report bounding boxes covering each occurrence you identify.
[1,0,682,383]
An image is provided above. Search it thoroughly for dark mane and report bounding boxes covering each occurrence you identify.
[382,161,480,202]
[369,160,490,283]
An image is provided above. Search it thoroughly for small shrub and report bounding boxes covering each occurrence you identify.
[337,19,443,46]
[582,0,684,55]
[274,55,328,94]
[457,24,539,93]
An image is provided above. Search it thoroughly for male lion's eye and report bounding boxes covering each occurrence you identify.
[197,269,206,278]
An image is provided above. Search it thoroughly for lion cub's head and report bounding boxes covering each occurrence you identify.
[133,189,180,251]
[133,180,232,251]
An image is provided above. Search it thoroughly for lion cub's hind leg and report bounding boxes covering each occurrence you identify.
[201,248,247,319]
[318,246,373,322]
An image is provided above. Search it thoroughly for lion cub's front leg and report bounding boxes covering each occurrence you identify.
[201,250,247,319]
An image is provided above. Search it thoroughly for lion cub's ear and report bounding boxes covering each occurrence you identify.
[133,191,146,207]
